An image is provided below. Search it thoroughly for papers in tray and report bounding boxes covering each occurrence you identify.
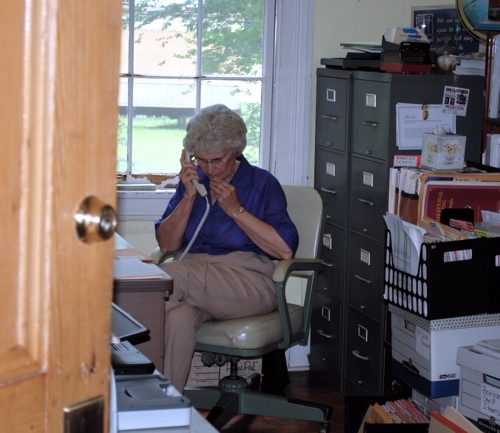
[384,213,426,276]
[113,257,167,280]
[473,339,500,358]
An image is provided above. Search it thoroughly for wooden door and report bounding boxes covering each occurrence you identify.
[0,1,121,432]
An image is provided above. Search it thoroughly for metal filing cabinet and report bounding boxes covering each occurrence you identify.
[311,67,485,396]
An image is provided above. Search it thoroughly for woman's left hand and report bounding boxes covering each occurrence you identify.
[210,180,241,216]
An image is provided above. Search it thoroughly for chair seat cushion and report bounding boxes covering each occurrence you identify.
[196,304,304,350]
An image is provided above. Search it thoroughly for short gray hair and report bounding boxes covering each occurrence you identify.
[183,104,247,155]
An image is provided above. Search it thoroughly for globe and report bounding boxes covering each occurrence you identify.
[456,0,489,43]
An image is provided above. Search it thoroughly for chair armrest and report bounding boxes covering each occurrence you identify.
[273,258,323,349]
[273,258,323,283]
[150,246,180,266]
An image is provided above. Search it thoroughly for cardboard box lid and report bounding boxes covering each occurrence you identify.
[457,346,500,378]
[389,305,500,331]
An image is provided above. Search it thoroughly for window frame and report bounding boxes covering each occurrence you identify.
[117,0,314,216]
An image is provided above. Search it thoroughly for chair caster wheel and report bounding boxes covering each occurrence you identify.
[319,422,331,433]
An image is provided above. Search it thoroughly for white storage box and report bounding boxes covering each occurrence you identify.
[457,346,500,431]
[411,388,458,417]
[390,305,500,398]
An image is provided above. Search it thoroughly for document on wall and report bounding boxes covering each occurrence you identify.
[396,103,456,150]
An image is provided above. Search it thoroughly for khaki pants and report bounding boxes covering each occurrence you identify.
[159,251,277,392]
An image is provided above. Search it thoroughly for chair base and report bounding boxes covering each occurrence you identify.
[184,375,332,432]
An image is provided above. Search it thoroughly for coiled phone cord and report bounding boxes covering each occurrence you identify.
[177,196,211,261]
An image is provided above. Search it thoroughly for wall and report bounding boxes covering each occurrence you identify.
[309,0,450,184]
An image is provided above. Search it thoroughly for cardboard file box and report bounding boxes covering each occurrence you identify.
[186,352,262,388]
[384,231,500,320]
[457,346,500,431]
[390,305,500,398]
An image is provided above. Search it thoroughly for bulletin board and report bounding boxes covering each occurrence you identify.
[411,4,481,56]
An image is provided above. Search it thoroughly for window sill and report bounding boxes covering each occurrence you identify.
[117,189,174,221]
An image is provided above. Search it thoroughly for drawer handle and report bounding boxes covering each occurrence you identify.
[354,274,372,284]
[361,121,378,127]
[326,213,332,220]
[320,187,337,195]
[322,114,338,121]
[322,261,334,268]
[357,198,374,206]
[352,350,369,361]
[316,329,334,339]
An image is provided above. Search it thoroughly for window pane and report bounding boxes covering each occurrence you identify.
[201,0,265,76]
[130,78,197,174]
[201,80,262,166]
[133,0,197,76]
[117,78,129,173]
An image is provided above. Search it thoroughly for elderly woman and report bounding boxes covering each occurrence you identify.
[154,104,298,392]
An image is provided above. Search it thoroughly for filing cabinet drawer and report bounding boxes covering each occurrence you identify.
[347,233,385,320]
[351,79,390,161]
[317,223,344,301]
[311,292,342,373]
[315,148,348,227]
[349,156,388,241]
[316,74,350,152]
[344,307,384,396]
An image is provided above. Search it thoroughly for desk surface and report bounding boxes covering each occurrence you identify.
[114,233,173,293]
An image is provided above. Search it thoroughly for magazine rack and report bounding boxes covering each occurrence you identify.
[383,230,500,320]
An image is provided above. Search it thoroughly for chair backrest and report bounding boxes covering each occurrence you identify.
[282,185,324,259]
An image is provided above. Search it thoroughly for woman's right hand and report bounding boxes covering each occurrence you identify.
[180,150,200,197]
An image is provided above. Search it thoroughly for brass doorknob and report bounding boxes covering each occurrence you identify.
[75,196,117,242]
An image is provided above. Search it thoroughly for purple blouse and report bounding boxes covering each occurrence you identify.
[154,155,298,259]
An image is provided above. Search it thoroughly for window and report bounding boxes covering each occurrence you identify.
[119,0,274,181]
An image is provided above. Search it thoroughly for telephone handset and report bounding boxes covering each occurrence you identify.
[177,150,210,261]
[185,151,208,197]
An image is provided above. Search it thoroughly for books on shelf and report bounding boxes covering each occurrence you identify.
[488,34,500,119]
[485,134,500,168]
[389,167,500,226]
[420,180,500,225]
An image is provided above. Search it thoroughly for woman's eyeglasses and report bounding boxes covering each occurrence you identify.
[194,156,231,167]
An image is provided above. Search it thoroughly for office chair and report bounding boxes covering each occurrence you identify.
[153,185,332,432]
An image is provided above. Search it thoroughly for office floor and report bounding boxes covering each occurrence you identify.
[199,371,346,433]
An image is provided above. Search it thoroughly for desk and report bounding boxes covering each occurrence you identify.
[112,234,217,433]
[113,233,173,373]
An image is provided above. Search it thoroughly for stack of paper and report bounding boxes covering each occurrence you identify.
[473,339,500,358]
[452,56,486,76]
[113,257,167,280]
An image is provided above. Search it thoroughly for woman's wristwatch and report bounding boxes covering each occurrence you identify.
[231,206,245,219]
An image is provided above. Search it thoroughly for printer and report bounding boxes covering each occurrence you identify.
[381,27,432,73]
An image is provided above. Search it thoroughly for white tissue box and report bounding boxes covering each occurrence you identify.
[420,132,466,171]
